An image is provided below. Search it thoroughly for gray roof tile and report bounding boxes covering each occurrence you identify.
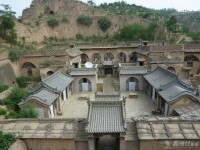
[144,66,177,89]
[43,71,74,91]
[19,88,59,106]
[23,47,82,57]
[86,101,126,133]
[137,117,200,140]
[70,68,96,76]
[175,103,200,117]
[159,84,200,103]
[120,66,147,75]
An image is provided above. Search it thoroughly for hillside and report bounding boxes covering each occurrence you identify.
[12,0,199,44]
[15,0,149,43]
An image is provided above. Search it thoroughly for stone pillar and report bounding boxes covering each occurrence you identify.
[120,133,126,150]
[57,97,62,115]
[88,134,95,150]
[152,87,156,101]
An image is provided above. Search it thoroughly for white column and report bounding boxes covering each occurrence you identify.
[152,87,156,101]
[164,103,169,116]
[63,89,67,101]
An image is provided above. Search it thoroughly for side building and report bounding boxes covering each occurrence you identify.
[19,71,74,118]
[144,66,200,116]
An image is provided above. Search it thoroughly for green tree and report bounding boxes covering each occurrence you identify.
[47,18,59,29]
[9,50,19,62]
[0,4,17,44]
[87,0,95,7]
[0,131,15,150]
[18,104,38,118]
[9,88,27,111]
[166,15,177,32]
[98,17,111,32]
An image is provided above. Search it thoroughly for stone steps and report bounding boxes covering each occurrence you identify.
[103,76,114,95]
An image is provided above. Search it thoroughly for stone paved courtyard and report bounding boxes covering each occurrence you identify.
[55,91,156,119]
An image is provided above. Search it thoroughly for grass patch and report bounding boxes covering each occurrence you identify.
[0,85,9,93]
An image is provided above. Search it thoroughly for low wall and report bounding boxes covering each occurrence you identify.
[140,140,200,150]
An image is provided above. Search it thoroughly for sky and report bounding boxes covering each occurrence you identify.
[0,0,200,17]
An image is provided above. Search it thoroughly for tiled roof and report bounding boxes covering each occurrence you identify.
[67,47,83,57]
[151,45,183,52]
[175,103,200,117]
[95,93,121,101]
[79,46,138,50]
[103,61,114,66]
[23,47,82,57]
[19,88,59,106]
[137,117,200,140]
[150,57,183,64]
[184,44,200,51]
[160,77,195,92]
[158,84,199,103]
[144,66,177,89]
[120,66,147,75]
[70,68,96,76]
[0,119,80,139]
[86,100,126,133]
[43,71,74,91]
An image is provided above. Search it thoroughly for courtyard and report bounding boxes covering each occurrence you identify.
[55,91,156,119]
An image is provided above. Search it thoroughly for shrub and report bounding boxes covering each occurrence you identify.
[98,17,111,32]
[18,105,38,118]
[9,50,19,62]
[0,99,10,106]
[0,85,9,93]
[5,111,18,119]
[9,88,27,111]
[62,17,69,23]
[47,18,59,29]
[5,105,38,119]
[16,77,32,88]
[76,33,83,40]
[0,108,6,115]
[0,131,15,150]
[76,15,92,26]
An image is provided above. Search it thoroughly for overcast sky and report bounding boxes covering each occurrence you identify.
[0,0,200,17]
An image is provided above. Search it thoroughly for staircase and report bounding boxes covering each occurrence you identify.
[103,76,114,95]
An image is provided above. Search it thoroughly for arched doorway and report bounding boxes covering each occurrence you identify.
[81,54,89,64]
[47,71,54,76]
[184,55,199,67]
[126,77,139,91]
[104,53,114,61]
[129,52,137,63]
[92,53,101,63]
[96,135,119,150]
[22,62,36,76]
[117,52,126,62]
[79,78,92,92]
[167,67,176,73]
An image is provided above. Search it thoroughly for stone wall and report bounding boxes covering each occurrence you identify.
[80,47,138,64]
[24,139,76,150]
[19,55,70,77]
[119,74,145,92]
[168,97,196,116]
[72,75,97,93]
[140,140,200,150]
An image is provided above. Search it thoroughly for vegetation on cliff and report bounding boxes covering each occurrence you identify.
[76,15,93,26]
[0,4,17,44]
[0,131,15,150]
